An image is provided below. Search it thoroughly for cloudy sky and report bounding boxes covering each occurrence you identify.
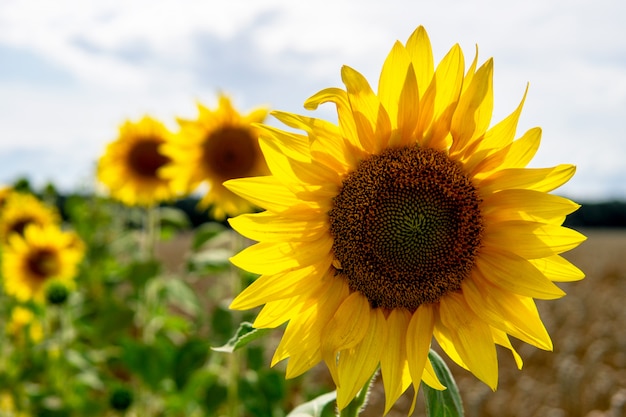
[0,0,624,201]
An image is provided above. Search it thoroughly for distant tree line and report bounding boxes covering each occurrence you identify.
[563,200,626,229]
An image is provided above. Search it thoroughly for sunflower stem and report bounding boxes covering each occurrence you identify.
[142,205,159,260]
[226,230,246,417]
[338,369,377,417]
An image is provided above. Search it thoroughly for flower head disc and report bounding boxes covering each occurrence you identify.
[160,94,269,219]
[97,116,178,206]
[225,26,586,413]
[331,145,484,310]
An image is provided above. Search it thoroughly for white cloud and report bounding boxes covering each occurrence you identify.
[0,0,625,199]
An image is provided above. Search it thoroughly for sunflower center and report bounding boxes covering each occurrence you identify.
[27,249,60,280]
[127,139,171,178]
[203,127,258,181]
[9,218,34,237]
[328,146,484,311]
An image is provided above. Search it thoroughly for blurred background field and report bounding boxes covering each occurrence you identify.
[157,225,626,417]
[0,179,624,417]
[152,200,626,417]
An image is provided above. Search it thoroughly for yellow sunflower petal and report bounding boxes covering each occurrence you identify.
[450,58,493,155]
[462,276,553,350]
[378,41,413,130]
[260,136,341,188]
[478,85,528,152]
[482,189,580,224]
[341,65,392,153]
[470,127,541,177]
[257,125,311,162]
[422,358,446,390]
[439,293,498,390]
[273,276,349,377]
[475,248,566,299]
[224,176,320,213]
[529,254,585,282]
[483,221,586,260]
[478,164,576,195]
[304,87,360,149]
[490,327,524,369]
[230,235,333,275]
[380,308,412,415]
[228,211,328,243]
[421,44,465,149]
[336,308,386,410]
[271,110,357,173]
[321,291,372,385]
[406,305,435,392]
[253,297,302,328]
[230,259,332,310]
[393,64,421,147]
[405,25,434,97]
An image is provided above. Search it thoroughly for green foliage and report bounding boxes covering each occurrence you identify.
[0,190,336,417]
[286,391,337,417]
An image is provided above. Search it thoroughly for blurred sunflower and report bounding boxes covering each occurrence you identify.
[6,306,43,343]
[0,192,60,244]
[160,94,269,220]
[97,116,179,206]
[2,224,84,302]
[0,185,11,208]
[225,26,586,412]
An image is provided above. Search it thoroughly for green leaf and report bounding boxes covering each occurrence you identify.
[125,259,161,288]
[203,376,228,414]
[119,338,174,390]
[191,222,227,251]
[286,391,337,417]
[162,278,200,316]
[186,249,232,274]
[159,206,191,229]
[209,305,234,344]
[172,339,211,390]
[212,322,271,353]
[423,350,464,417]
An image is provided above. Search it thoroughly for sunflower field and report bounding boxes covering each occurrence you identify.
[1,25,622,417]
[0,182,337,417]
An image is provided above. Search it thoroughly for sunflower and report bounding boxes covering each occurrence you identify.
[2,224,84,302]
[0,186,11,208]
[225,26,586,413]
[6,306,44,343]
[0,191,60,244]
[160,94,269,220]
[97,116,179,206]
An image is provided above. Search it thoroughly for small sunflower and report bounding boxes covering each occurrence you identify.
[160,94,269,219]
[0,186,11,208]
[6,306,43,343]
[97,116,179,206]
[225,26,586,412]
[2,224,84,302]
[0,192,60,244]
